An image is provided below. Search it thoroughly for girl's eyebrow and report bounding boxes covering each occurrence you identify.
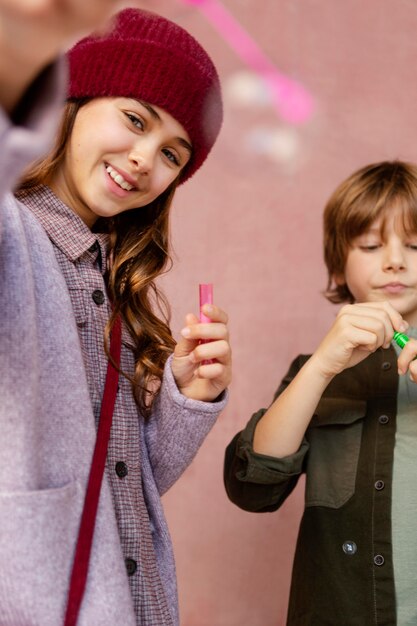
[135,99,193,155]
[177,137,193,155]
[138,99,161,121]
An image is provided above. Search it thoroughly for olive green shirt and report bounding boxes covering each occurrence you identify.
[225,346,400,626]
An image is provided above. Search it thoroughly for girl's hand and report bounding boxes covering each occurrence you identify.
[171,304,232,402]
[310,301,408,380]
[397,338,417,382]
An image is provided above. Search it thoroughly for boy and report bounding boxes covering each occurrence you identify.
[225,161,417,625]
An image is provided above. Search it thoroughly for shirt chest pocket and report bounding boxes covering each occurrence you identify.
[65,266,88,327]
[304,397,366,509]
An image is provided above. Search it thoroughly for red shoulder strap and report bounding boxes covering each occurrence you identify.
[64,315,122,626]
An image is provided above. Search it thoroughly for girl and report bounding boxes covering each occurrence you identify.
[225,161,417,625]
[9,7,231,626]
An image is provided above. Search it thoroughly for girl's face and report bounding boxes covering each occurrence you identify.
[336,207,417,326]
[51,97,192,227]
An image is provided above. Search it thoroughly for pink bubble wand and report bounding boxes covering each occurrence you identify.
[199,283,214,365]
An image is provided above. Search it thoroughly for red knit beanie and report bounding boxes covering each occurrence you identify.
[67,8,223,182]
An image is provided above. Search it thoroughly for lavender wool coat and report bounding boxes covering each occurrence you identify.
[0,62,225,626]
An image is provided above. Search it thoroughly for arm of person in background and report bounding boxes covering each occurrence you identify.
[0,1,136,226]
[0,0,126,114]
[224,300,408,511]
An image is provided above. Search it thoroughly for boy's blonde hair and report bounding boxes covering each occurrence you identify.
[324,160,417,303]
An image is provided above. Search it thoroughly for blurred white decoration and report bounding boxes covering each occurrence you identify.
[246,126,300,164]
[224,71,272,107]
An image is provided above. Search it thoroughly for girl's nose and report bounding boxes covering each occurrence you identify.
[128,145,154,176]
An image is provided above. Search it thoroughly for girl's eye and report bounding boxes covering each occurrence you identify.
[162,148,180,167]
[125,112,144,130]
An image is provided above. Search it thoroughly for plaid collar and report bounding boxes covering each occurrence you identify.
[16,184,108,269]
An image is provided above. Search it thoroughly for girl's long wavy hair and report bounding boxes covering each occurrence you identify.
[18,98,178,417]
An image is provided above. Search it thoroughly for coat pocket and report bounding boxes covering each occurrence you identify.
[305,397,366,509]
[0,481,82,626]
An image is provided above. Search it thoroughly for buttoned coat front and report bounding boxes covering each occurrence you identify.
[225,347,399,626]
[0,63,224,626]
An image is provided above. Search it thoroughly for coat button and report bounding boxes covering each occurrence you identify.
[125,558,137,576]
[374,480,385,490]
[381,361,391,371]
[374,554,385,566]
[378,415,389,424]
[342,541,357,555]
[92,289,105,305]
[115,461,128,479]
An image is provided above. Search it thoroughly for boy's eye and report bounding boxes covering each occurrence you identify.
[162,148,180,167]
[406,243,417,250]
[125,112,144,130]
[358,244,380,251]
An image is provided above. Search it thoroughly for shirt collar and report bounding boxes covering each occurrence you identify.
[16,184,108,268]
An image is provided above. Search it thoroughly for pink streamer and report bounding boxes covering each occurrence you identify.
[178,0,314,124]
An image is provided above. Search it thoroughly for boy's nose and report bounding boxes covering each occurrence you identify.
[383,243,406,271]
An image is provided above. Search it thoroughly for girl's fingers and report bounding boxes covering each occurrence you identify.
[190,339,231,364]
[181,322,229,342]
[196,362,227,380]
[200,304,228,324]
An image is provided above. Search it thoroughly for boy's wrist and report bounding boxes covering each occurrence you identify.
[303,354,336,388]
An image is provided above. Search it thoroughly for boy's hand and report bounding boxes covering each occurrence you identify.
[310,301,408,380]
[397,338,417,382]
[171,304,232,402]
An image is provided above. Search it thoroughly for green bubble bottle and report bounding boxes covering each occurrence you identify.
[393,331,410,349]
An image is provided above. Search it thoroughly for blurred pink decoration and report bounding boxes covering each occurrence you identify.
[178,0,314,124]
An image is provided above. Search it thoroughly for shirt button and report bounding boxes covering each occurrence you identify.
[92,289,105,305]
[378,415,389,424]
[125,558,137,576]
[374,554,385,566]
[342,541,357,555]
[381,361,391,371]
[115,461,128,479]
[88,241,98,253]
[374,480,385,490]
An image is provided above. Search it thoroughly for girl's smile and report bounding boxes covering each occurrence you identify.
[105,164,137,193]
[50,97,192,227]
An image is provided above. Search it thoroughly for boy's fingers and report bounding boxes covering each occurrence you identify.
[409,360,417,382]
[397,339,417,374]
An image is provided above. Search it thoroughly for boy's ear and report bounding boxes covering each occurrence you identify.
[333,272,346,286]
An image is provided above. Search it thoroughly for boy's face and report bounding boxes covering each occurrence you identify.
[336,207,417,326]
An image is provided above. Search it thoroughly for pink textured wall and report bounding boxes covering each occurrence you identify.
[148,1,417,624]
